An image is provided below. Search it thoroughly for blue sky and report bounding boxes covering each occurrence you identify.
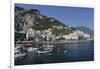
[15,3,94,30]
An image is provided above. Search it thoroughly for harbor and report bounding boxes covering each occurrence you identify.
[15,40,94,65]
[14,4,94,65]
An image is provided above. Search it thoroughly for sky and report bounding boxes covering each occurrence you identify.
[15,3,94,30]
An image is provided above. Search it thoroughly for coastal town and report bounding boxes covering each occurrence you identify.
[15,5,94,65]
[16,25,91,42]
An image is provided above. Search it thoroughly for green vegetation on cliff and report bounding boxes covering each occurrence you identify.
[15,6,66,31]
[52,28,73,36]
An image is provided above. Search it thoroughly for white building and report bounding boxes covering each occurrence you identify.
[63,31,79,40]
[42,28,56,41]
[26,28,35,40]
[62,30,90,40]
[76,30,90,38]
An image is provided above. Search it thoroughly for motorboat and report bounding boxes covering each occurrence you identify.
[15,52,26,60]
[15,46,27,60]
[36,45,53,55]
[27,47,38,52]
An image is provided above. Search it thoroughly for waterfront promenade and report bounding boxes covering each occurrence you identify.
[15,39,93,44]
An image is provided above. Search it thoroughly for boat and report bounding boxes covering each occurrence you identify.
[15,45,27,60]
[27,47,38,52]
[36,45,53,55]
[15,52,26,60]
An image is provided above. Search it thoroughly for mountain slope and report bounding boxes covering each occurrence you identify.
[76,26,94,37]
[15,6,66,31]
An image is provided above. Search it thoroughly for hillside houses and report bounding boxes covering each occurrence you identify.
[62,30,90,40]
[21,26,91,42]
[15,6,92,42]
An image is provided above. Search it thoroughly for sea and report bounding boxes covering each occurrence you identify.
[15,40,94,65]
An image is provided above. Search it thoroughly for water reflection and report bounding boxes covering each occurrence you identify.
[15,40,94,65]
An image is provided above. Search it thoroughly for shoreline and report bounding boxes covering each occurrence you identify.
[38,39,93,44]
[16,39,94,44]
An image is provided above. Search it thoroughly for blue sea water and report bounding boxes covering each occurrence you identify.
[15,40,94,65]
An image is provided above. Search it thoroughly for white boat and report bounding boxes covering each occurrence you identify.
[15,46,27,60]
[15,52,26,59]
[27,47,38,52]
[36,47,53,54]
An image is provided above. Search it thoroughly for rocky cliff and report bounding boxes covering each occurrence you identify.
[15,6,66,32]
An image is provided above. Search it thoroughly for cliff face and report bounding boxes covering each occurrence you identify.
[24,14,35,28]
[15,6,38,32]
[15,6,66,32]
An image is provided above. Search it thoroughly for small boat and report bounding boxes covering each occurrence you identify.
[64,50,67,53]
[15,52,26,60]
[36,50,51,54]
[27,47,38,52]
[15,46,27,60]
[24,42,33,48]
[36,46,53,55]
